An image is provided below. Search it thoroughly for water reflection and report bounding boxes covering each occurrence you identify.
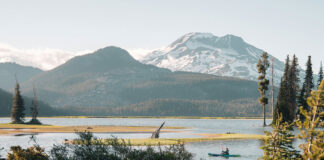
[0,118,279,160]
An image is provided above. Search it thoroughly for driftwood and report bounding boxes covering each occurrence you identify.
[151,121,165,139]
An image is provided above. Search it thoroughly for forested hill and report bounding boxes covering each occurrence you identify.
[16,46,276,117]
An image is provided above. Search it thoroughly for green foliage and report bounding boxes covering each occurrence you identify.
[317,61,323,88]
[274,55,300,124]
[50,130,193,160]
[10,83,25,124]
[4,130,193,160]
[298,56,314,121]
[261,115,301,160]
[296,79,324,160]
[7,145,49,160]
[288,55,300,121]
[273,56,290,124]
[304,56,315,94]
[297,84,307,121]
[257,52,270,126]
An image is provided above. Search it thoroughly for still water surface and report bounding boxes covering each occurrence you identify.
[0,118,292,160]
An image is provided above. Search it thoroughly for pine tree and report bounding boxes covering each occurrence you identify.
[287,55,299,122]
[261,114,301,160]
[298,56,314,120]
[296,79,324,160]
[257,52,270,126]
[317,61,323,88]
[297,85,306,121]
[304,56,314,97]
[273,55,290,124]
[318,62,324,121]
[10,82,25,124]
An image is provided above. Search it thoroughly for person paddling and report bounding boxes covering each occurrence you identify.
[221,147,229,155]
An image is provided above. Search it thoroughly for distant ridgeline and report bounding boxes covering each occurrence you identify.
[1,46,278,117]
[0,62,43,91]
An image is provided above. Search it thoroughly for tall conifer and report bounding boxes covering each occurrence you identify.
[288,55,299,121]
[298,56,314,120]
[257,52,270,126]
[304,56,314,96]
[273,55,290,124]
[317,61,323,88]
[10,82,25,124]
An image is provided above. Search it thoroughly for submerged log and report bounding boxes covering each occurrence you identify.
[151,121,165,139]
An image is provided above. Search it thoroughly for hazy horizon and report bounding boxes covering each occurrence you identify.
[0,0,323,71]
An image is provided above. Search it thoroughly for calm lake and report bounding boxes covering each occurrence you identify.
[0,118,300,160]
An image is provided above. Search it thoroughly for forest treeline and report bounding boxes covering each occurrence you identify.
[56,98,269,117]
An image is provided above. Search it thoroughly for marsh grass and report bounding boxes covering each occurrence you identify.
[0,123,185,135]
[71,133,265,146]
[3,116,272,119]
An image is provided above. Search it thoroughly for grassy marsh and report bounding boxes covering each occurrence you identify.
[0,123,185,135]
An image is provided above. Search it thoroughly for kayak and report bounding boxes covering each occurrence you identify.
[208,153,241,157]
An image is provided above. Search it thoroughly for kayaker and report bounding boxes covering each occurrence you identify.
[221,147,229,155]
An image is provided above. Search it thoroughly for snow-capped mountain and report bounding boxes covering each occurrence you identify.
[141,32,285,85]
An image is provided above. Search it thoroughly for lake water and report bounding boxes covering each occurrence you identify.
[0,118,299,160]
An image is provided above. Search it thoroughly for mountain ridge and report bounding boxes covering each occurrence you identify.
[0,62,43,91]
[19,46,264,116]
[141,32,285,85]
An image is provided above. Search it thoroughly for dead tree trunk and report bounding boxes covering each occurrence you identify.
[151,121,165,139]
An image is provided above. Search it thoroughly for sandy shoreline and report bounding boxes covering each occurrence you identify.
[0,123,186,136]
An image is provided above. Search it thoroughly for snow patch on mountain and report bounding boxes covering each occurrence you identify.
[141,32,285,85]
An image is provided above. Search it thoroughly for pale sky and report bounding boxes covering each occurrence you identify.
[0,0,323,71]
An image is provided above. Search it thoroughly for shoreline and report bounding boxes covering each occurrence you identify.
[0,116,274,120]
[0,123,186,136]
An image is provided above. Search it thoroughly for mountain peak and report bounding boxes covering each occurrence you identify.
[184,32,215,39]
[49,46,142,74]
[93,46,134,59]
[221,34,244,42]
[167,32,248,51]
[141,33,285,85]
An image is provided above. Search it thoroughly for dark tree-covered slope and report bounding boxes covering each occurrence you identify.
[0,88,62,117]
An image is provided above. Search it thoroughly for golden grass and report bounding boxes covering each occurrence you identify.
[71,133,265,146]
[0,123,185,136]
[0,123,58,128]
[27,116,272,120]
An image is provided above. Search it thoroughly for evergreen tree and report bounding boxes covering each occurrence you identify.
[261,114,301,160]
[304,56,314,97]
[287,55,299,121]
[296,79,324,160]
[318,62,324,121]
[273,55,290,124]
[257,52,270,126]
[317,61,323,88]
[10,82,25,124]
[298,56,314,120]
[297,85,306,121]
